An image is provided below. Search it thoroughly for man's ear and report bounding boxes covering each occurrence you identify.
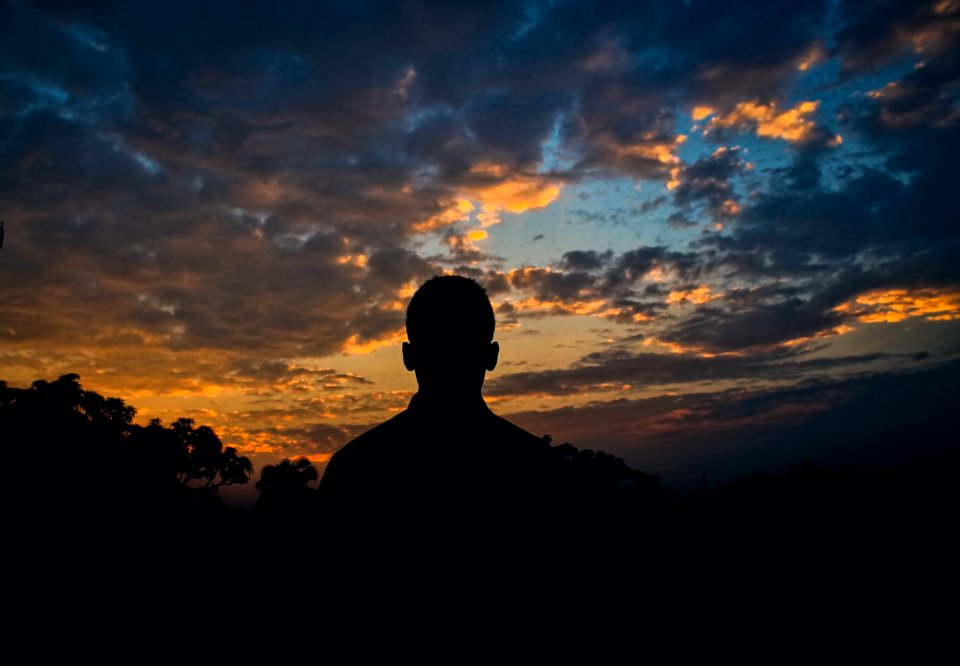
[402,341,416,371]
[485,341,500,372]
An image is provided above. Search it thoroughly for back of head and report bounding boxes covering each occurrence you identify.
[404,275,497,397]
[406,275,495,347]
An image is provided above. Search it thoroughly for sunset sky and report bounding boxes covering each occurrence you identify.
[2,0,959,502]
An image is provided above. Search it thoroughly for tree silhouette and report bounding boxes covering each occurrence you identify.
[168,417,253,491]
[0,373,252,524]
[256,456,318,516]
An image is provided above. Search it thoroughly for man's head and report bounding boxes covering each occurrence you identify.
[402,275,499,397]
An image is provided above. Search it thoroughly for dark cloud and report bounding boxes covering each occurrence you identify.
[257,422,370,457]
[658,298,843,352]
[835,0,959,73]
[464,92,566,168]
[672,147,746,217]
[559,250,612,271]
[228,360,373,387]
[506,361,959,488]
[604,246,701,287]
[508,267,595,302]
[487,346,907,397]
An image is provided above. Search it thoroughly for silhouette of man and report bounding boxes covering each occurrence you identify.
[318,275,559,532]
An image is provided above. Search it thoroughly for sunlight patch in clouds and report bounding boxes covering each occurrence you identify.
[342,329,407,355]
[466,163,563,227]
[836,288,960,323]
[706,100,823,143]
[666,285,722,305]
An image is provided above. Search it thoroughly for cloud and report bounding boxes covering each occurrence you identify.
[505,360,959,486]
[835,0,960,72]
[704,100,837,144]
[487,346,905,398]
[559,250,613,271]
[462,163,563,227]
[656,297,849,353]
[834,287,960,322]
[671,146,747,219]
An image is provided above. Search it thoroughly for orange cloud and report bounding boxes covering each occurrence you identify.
[782,325,856,348]
[510,296,613,318]
[413,197,475,233]
[835,288,960,323]
[691,106,715,121]
[643,265,672,283]
[612,134,687,190]
[642,336,732,359]
[467,164,562,227]
[342,329,407,355]
[666,285,722,305]
[413,166,561,233]
[336,254,368,267]
[706,100,821,143]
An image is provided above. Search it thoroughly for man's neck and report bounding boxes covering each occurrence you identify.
[408,389,489,415]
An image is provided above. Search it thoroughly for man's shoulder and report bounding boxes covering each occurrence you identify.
[484,410,553,458]
[487,410,543,443]
[333,410,412,459]
[320,410,414,494]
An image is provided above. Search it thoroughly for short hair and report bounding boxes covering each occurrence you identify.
[406,275,495,345]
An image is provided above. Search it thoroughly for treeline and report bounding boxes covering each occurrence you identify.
[1,374,954,551]
[1,374,254,530]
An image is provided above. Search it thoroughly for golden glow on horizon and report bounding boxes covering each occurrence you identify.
[467,229,489,241]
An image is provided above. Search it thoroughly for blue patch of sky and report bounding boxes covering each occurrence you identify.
[485,177,697,268]
[792,55,922,188]
[538,114,569,173]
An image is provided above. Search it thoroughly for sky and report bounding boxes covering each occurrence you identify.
[2,0,959,502]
